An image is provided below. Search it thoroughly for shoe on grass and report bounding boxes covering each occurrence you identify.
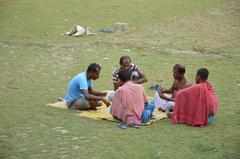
[119,122,127,129]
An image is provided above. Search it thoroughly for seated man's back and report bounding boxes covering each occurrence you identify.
[112,81,148,125]
[111,69,149,126]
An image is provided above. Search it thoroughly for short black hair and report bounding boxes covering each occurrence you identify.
[119,56,131,65]
[173,64,185,74]
[87,63,101,73]
[197,68,209,81]
[118,69,131,82]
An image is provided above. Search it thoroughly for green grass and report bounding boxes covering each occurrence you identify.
[0,0,240,159]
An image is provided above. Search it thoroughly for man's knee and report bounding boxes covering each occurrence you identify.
[89,100,98,107]
[166,101,175,108]
[141,110,152,123]
[165,101,175,114]
[69,99,91,110]
[145,102,155,112]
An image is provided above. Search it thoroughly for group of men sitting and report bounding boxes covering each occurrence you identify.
[65,56,218,128]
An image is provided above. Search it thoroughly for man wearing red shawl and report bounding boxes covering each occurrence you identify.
[171,68,218,127]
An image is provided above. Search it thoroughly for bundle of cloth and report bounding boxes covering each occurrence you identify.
[66,25,95,37]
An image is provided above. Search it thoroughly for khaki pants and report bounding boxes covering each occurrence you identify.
[68,99,91,110]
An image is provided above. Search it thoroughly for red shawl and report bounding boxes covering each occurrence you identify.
[172,82,218,127]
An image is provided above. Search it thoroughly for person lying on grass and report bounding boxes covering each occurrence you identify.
[112,55,148,91]
[153,64,191,115]
[66,63,110,110]
[171,68,218,127]
[111,69,155,128]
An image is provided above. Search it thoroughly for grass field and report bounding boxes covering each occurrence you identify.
[0,0,240,158]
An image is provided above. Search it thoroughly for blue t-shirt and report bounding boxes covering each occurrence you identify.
[66,72,92,105]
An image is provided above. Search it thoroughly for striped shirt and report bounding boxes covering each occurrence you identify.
[112,63,141,83]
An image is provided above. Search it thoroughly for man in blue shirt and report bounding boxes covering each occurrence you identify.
[66,63,110,110]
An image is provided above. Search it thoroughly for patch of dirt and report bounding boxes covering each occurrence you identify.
[165,49,221,58]
[0,40,51,49]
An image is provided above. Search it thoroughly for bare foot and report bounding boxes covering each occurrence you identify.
[97,102,102,106]
[167,112,173,119]
[158,108,165,112]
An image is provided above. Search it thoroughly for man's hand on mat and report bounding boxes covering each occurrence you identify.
[102,99,111,107]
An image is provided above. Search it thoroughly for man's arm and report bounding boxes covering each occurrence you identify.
[113,80,125,91]
[112,69,120,91]
[160,82,175,94]
[132,70,148,84]
[159,91,175,102]
[83,89,110,107]
[113,82,119,91]
[159,80,176,101]
[88,87,107,97]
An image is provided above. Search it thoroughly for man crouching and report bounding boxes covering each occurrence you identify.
[66,63,110,110]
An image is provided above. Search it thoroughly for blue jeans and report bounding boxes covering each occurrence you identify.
[208,115,214,123]
[141,102,155,123]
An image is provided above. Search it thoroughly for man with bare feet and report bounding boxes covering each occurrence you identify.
[66,63,110,110]
[153,64,191,115]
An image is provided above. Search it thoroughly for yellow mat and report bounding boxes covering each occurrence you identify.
[47,99,167,126]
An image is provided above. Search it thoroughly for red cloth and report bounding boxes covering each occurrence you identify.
[172,82,218,127]
[112,81,148,125]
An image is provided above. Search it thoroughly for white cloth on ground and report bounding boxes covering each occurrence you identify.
[66,25,95,37]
